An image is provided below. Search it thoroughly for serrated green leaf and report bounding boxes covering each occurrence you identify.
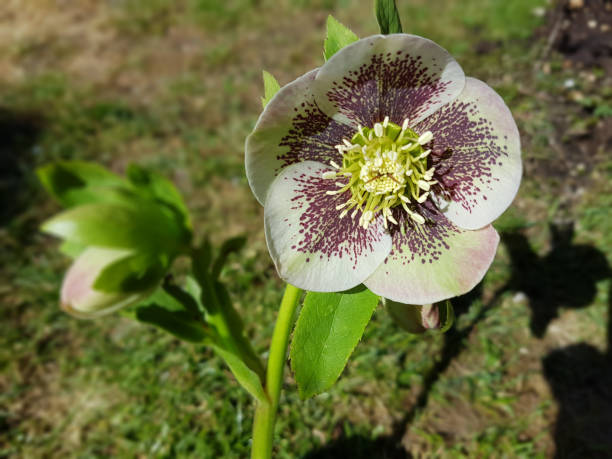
[37,161,125,208]
[324,15,359,61]
[375,0,403,34]
[211,235,246,279]
[290,289,380,399]
[93,253,166,293]
[41,202,183,254]
[261,70,281,108]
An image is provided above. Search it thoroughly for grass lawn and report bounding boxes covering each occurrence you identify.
[1,0,610,457]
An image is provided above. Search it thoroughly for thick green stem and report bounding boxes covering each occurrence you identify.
[251,284,302,459]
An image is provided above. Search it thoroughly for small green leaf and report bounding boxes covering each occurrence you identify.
[261,71,281,108]
[133,286,208,343]
[211,235,246,279]
[192,239,212,282]
[136,305,208,342]
[437,300,455,333]
[93,253,166,293]
[212,343,267,402]
[189,245,266,398]
[375,0,403,34]
[37,161,125,208]
[290,289,380,399]
[162,281,202,317]
[324,15,359,61]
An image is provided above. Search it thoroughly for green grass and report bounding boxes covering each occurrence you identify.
[1,0,610,457]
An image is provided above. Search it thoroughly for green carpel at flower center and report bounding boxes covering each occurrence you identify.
[324,117,437,229]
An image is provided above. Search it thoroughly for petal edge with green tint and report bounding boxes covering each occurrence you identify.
[264,161,392,293]
[416,77,522,230]
[246,69,353,205]
[313,34,465,128]
[364,208,499,304]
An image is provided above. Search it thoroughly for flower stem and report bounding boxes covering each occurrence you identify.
[251,284,302,459]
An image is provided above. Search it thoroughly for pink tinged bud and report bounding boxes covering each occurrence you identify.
[421,304,440,329]
[385,299,454,334]
[60,247,150,319]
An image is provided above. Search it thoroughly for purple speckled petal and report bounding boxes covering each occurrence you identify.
[246,69,354,205]
[264,161,392,292]
[313,34,465,128]
[416,77,522,230]
[364,207,499,304]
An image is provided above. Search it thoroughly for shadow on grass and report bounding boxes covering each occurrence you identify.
[0,108,44,226]
[541,252,612,457]
[504,223,612,456]
[304,223,611,458]
[502,222,610,338]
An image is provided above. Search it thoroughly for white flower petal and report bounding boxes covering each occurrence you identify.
[416,77,522,229]
[246,69,353,205]
[313,34,465,128]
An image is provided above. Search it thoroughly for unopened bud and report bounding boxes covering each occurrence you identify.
[385,299,454,334]
[60,247,153,319]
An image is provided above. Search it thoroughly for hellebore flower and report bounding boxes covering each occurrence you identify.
[246,34,521,304]
[39,162,192,318]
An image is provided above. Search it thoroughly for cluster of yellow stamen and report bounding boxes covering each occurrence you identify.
[323,116,437,229]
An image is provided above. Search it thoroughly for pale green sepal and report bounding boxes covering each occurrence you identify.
[41,202,183,254]
[59,240,86,258]
[437,300,455,333]
[37,161,125,208]
[93,252,167,293]
[261,70,281,108]
[290,289,380,399]
[375,0,403,34]
[323,15,359,61]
